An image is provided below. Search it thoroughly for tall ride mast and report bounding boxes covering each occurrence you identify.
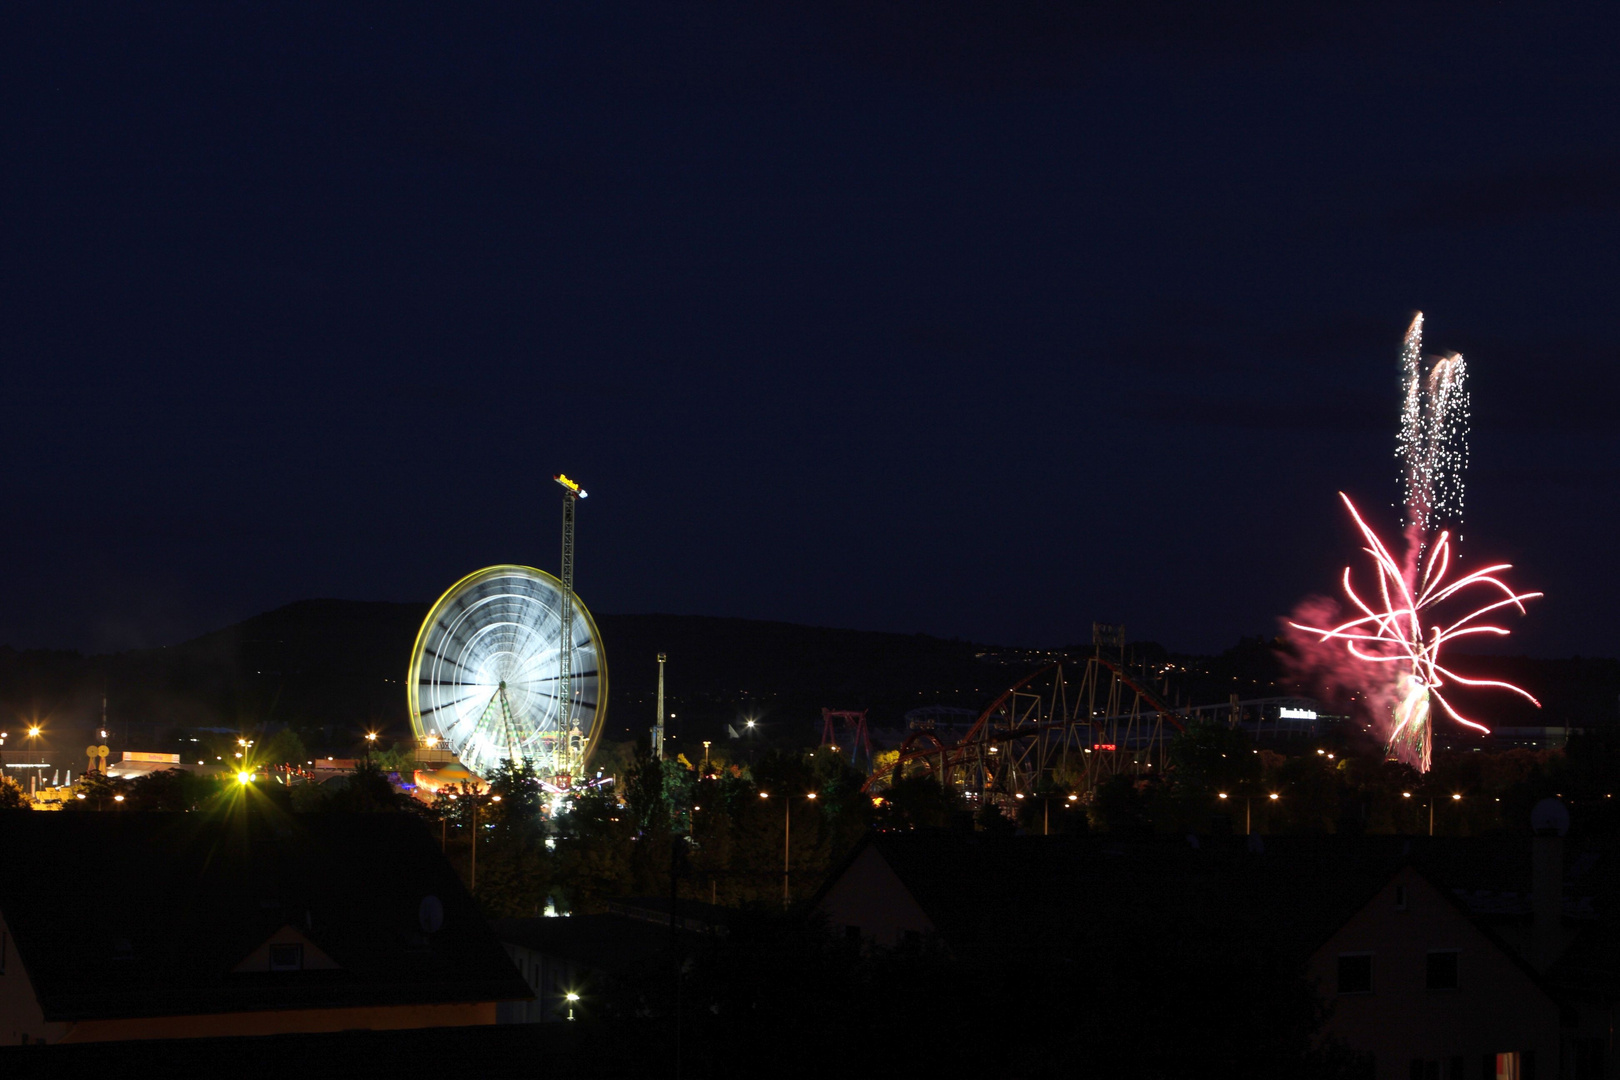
[554,473,586,773]
[654,653,667,761]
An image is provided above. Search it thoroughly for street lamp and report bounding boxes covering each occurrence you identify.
[761,790,817,909]
[565,991,580,1021]
[1218,791,1269,834]
[470,793,483,891]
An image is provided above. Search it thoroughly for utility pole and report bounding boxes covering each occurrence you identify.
[654,653,667,761]
[554,474,586,775]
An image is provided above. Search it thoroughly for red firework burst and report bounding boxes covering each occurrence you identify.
[1290,493,1541,754]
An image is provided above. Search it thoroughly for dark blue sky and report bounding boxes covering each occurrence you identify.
[3,2,1617,657]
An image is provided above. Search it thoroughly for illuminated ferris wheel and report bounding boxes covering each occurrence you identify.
[407,564,607,783]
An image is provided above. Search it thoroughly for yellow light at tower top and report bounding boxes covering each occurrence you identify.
[554,474,587,498]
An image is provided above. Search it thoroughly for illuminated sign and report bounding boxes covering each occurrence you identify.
[1279,707,1318,720]
[1093,743,1117,751]
[554,474,588,498]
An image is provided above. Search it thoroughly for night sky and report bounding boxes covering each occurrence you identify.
[3,3,1617,658]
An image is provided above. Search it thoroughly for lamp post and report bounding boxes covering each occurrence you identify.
[1217,791,1275,834]
[1400,790,1436,835]
[470,793,501,892]
[470,794,480,891]
[760,790,816,909]
[1030,791,1079,835]
[26,726,42,796]
[450,790,495,892]
[1217,791,1249,833]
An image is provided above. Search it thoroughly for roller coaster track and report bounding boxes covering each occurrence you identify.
[864,658,1187,796]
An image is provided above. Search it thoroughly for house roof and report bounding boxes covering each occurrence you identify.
[822,832,1516,963]
[492,914,683,976]
[0,811,530,1021]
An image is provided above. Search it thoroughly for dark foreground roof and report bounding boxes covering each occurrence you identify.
[0,811,528,1020]
[0,1022,619,1080]
[493,913,682,975]
[830,832,1546,962]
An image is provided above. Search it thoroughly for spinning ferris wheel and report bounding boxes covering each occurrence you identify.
[407,564,607,783]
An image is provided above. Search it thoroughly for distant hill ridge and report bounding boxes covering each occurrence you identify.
[1,600,1615,745]
[0,599,1015,741]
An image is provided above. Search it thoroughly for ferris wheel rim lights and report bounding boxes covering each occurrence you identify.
[407,563,607,782]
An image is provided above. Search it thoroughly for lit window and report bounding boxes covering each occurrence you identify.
[1426,950,1459,990]
[1337,953,1373,994]
[269,943,304,971]
[1491,1051,1522,1080]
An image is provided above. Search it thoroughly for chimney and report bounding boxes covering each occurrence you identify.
[1530,797,1569,971]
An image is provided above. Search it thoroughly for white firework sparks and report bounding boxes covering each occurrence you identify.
[1396,312,1471,532]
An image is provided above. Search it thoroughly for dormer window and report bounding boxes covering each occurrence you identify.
[1394,884,1408,910]
[232,926,336,973]
[269,943,304,971]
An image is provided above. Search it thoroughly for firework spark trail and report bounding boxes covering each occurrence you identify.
[1290,493,1540,771]
[1396,313,1471,533]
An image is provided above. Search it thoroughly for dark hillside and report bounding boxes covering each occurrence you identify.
[2,601,1614,759]
[1,601,1012,752]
